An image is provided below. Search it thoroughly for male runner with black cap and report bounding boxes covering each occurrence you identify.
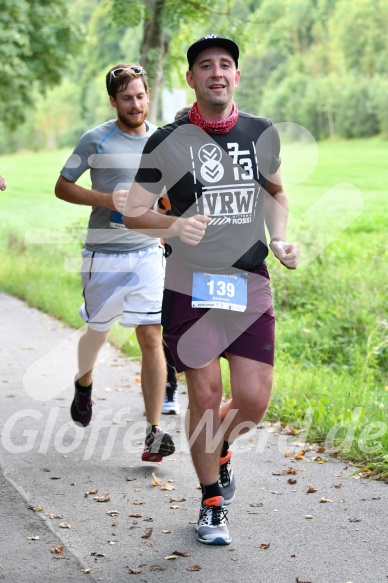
[124,34,299,544]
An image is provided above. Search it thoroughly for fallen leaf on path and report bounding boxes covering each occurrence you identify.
[305,515,314,519]
[47,513,64,519]
[162,530,171,534]
[170,496,186,503]
[50,545,65,554]
[161,483,175,491]
[320,498,333,503]
[126,477,136,482]
[50,476,61,480]
[133,499,144,505]
[249,502,263,507]
[106,510,119,516]
[59,523,71,528]
[260,543,270,550]
[288,478,297,485]
[91,552,105,557]
[173,550,191,557]
[129,513,142,518]
[27,536,39,540]
[296,578,312,583]
[348,517,361,522]
[85,489,98,497]
[84,569,92,574]
[141,528,153,539]
[151,473,161,486]
[94,494,110,502]
[165,555,178,560]
[27,505,44,512]
[307,485,317,494]
[187,565,201,571]
[127,567,142,574]
[150,565,166,571]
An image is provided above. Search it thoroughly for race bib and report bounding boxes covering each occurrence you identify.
[192,271,247,312]
[110,210,125,229]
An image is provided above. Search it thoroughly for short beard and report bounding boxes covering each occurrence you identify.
[117,110,147,130]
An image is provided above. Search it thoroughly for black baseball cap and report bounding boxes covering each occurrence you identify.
[187,34,239,69]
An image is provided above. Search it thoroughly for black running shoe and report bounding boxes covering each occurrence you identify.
[70,380,93,427]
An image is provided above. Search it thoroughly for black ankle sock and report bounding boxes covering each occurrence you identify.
[221,440,229,459]
[201,480,221,502]
[75,379,92,394]
[163,343,177,386]
[150,424,158,433]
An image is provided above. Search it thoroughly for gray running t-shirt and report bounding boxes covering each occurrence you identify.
[60,119,159,253]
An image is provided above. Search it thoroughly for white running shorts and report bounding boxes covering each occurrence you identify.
[79,245,165,331]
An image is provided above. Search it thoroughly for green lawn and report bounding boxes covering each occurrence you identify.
[0,139,387,479]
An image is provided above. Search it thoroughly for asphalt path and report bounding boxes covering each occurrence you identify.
[0,292,387,583]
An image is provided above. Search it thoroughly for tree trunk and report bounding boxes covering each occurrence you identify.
[139,0,169,123]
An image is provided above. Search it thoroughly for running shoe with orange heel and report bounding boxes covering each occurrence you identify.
[141,426,175,462]
[195,496,231,545]
[219,450,236,504]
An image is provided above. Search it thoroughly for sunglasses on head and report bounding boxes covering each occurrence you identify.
[110,65,143,79]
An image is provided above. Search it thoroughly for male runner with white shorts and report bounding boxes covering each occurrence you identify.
[55,63,174,462]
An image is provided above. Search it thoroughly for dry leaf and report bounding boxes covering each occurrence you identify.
[151,473,161,486]
[165,555,178,560]
[320,498,333,503]
[133,499,144,505]
[187,565,201,571]
[126,477,136,482]
[59,523,71,529]
[91,552,105,557]
[84,489,98,497]
[307,485,317,494]
[127,567,142,574]
[288,478,297,485]
[106,510,119,516]
[50,545,65,554]
[287,468,297,475]
[47,513,64,519]
[94,494,110,502]
[348,517,361,523]
[260,543,270,550]
[161,483,175,491]
[173,551,191,557]
[170,505,180,510]
[27,536,39,540]
[249,502,263,507]
[170,496,186,503]
[84,569,92,574]
[150,565,166,571]
[108,541,116,545]
[141,528,153,539]
[296,578,312,583]
[162,530,171,534]
[27,505,44,512]
[129,513,143,518]
[50,476,61,480]
[305,515,314,519]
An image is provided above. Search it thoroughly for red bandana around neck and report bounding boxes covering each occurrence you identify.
[188,101,239,134]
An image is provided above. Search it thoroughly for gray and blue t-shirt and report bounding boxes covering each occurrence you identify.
[60,119,159,253]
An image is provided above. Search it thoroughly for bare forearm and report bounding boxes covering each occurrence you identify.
[124,208,179,238]
[264,189,289,240]
[55,176,114,210]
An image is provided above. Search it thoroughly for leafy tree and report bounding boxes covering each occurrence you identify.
[0,0,82,129]
[109,0,251,121]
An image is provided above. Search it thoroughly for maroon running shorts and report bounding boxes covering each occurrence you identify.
[162,258,275,372]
